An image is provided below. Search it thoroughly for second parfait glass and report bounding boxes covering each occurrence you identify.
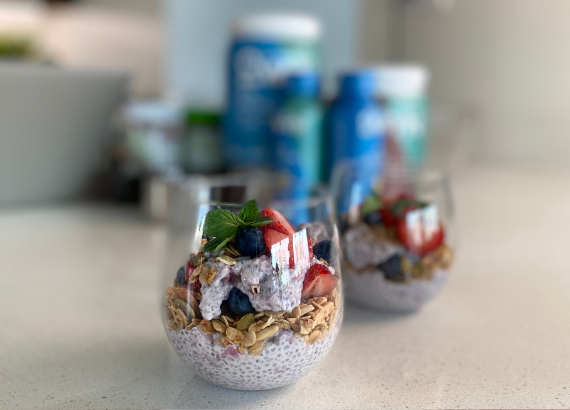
[332,162,455,313]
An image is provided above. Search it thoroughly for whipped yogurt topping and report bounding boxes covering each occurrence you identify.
[199,254,312,319]
[199,260,233,320]
[343,223,404,269]
[232,255,302,312]
[233,251,314,313]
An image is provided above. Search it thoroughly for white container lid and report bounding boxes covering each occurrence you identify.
[232,14,322,41]
[373,65,430,98]
[123,101,184,127]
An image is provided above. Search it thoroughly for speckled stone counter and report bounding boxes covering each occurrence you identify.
[3,164,570,409]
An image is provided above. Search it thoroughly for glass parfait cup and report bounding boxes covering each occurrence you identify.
[331,162,454,313]
[162,180,343,390]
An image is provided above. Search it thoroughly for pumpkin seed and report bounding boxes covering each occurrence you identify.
[236,313,255,331]
[173,298,195,320]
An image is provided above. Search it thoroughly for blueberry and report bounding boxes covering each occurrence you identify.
[176,266,187,286]
[378,255,406,282]
[363,211,383,226]
[227,287,256,316]
[219,298,234,317]
[313,240,333,263]
[235,227,266,258]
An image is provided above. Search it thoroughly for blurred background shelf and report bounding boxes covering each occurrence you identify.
[3,0,570,208]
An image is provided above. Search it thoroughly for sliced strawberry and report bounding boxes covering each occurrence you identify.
[308,238,315,261]
[265,229,293,267]
[396,214,444,256]
[189,279,202,293]
[184,262,202,292]
[260,208,295,235]
[264,229,289,250]
[184,261,195,283]
[389,195,421,219]
[265,229,314,268]
[302,264,337,300]
[379,208,396,227]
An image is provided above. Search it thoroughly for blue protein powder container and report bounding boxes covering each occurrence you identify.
[224,14,321,170]
[272,72,323,202]
[327,70,387,213]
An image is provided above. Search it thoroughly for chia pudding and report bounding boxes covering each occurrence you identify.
[165,204,342,390]
[340,195,453,312]
[167,311,342,390]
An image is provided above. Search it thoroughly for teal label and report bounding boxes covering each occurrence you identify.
[272,102,322,197]
[387,97,429,169]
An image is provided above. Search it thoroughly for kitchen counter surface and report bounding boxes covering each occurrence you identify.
[2,164,570,409]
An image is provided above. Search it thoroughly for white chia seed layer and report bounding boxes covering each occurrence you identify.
[166,311,343,390]
[232,255,305,313]
[343,267,448,312]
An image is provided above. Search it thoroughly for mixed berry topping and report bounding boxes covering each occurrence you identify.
[377,254,405,283]
[343,192,452,283]
[363,211,383,226]
[313,240,333,263]
[260,208,295,235]
[235,226,266,258]
[176,266,187,286]
[227,287,256,316]
[302,264,337,300]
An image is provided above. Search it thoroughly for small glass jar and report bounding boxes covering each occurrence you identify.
[332,163,455,312]
[122,101,184,174]
[179,110,224,174]
[162,180,343,390]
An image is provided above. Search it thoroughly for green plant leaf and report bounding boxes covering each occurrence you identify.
[203,209,239,237]
[239,205,259,225]
[202,237,225,253]
[245,199,257,208]
[361,195,383,216]
[249,216,274,227]
[213,235,235,252]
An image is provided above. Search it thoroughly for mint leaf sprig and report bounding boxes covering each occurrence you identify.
[202,200,273,253]
[361,195,383,216]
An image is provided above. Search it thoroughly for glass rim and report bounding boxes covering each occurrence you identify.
[331,161,451,181]
[173,172,334,211]
[203,186,333,210]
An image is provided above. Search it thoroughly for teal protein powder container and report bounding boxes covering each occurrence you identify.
[375,65,430,170]
[271,72,323,202]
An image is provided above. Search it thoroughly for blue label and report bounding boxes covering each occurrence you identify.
[327,101,386,175]
[225,41,319,169]
[327,99,386,214]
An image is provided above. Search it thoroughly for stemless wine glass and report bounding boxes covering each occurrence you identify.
[162,179,343,390]
[331,162,455,313]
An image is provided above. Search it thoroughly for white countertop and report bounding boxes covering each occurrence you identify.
[2,164,570,409]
